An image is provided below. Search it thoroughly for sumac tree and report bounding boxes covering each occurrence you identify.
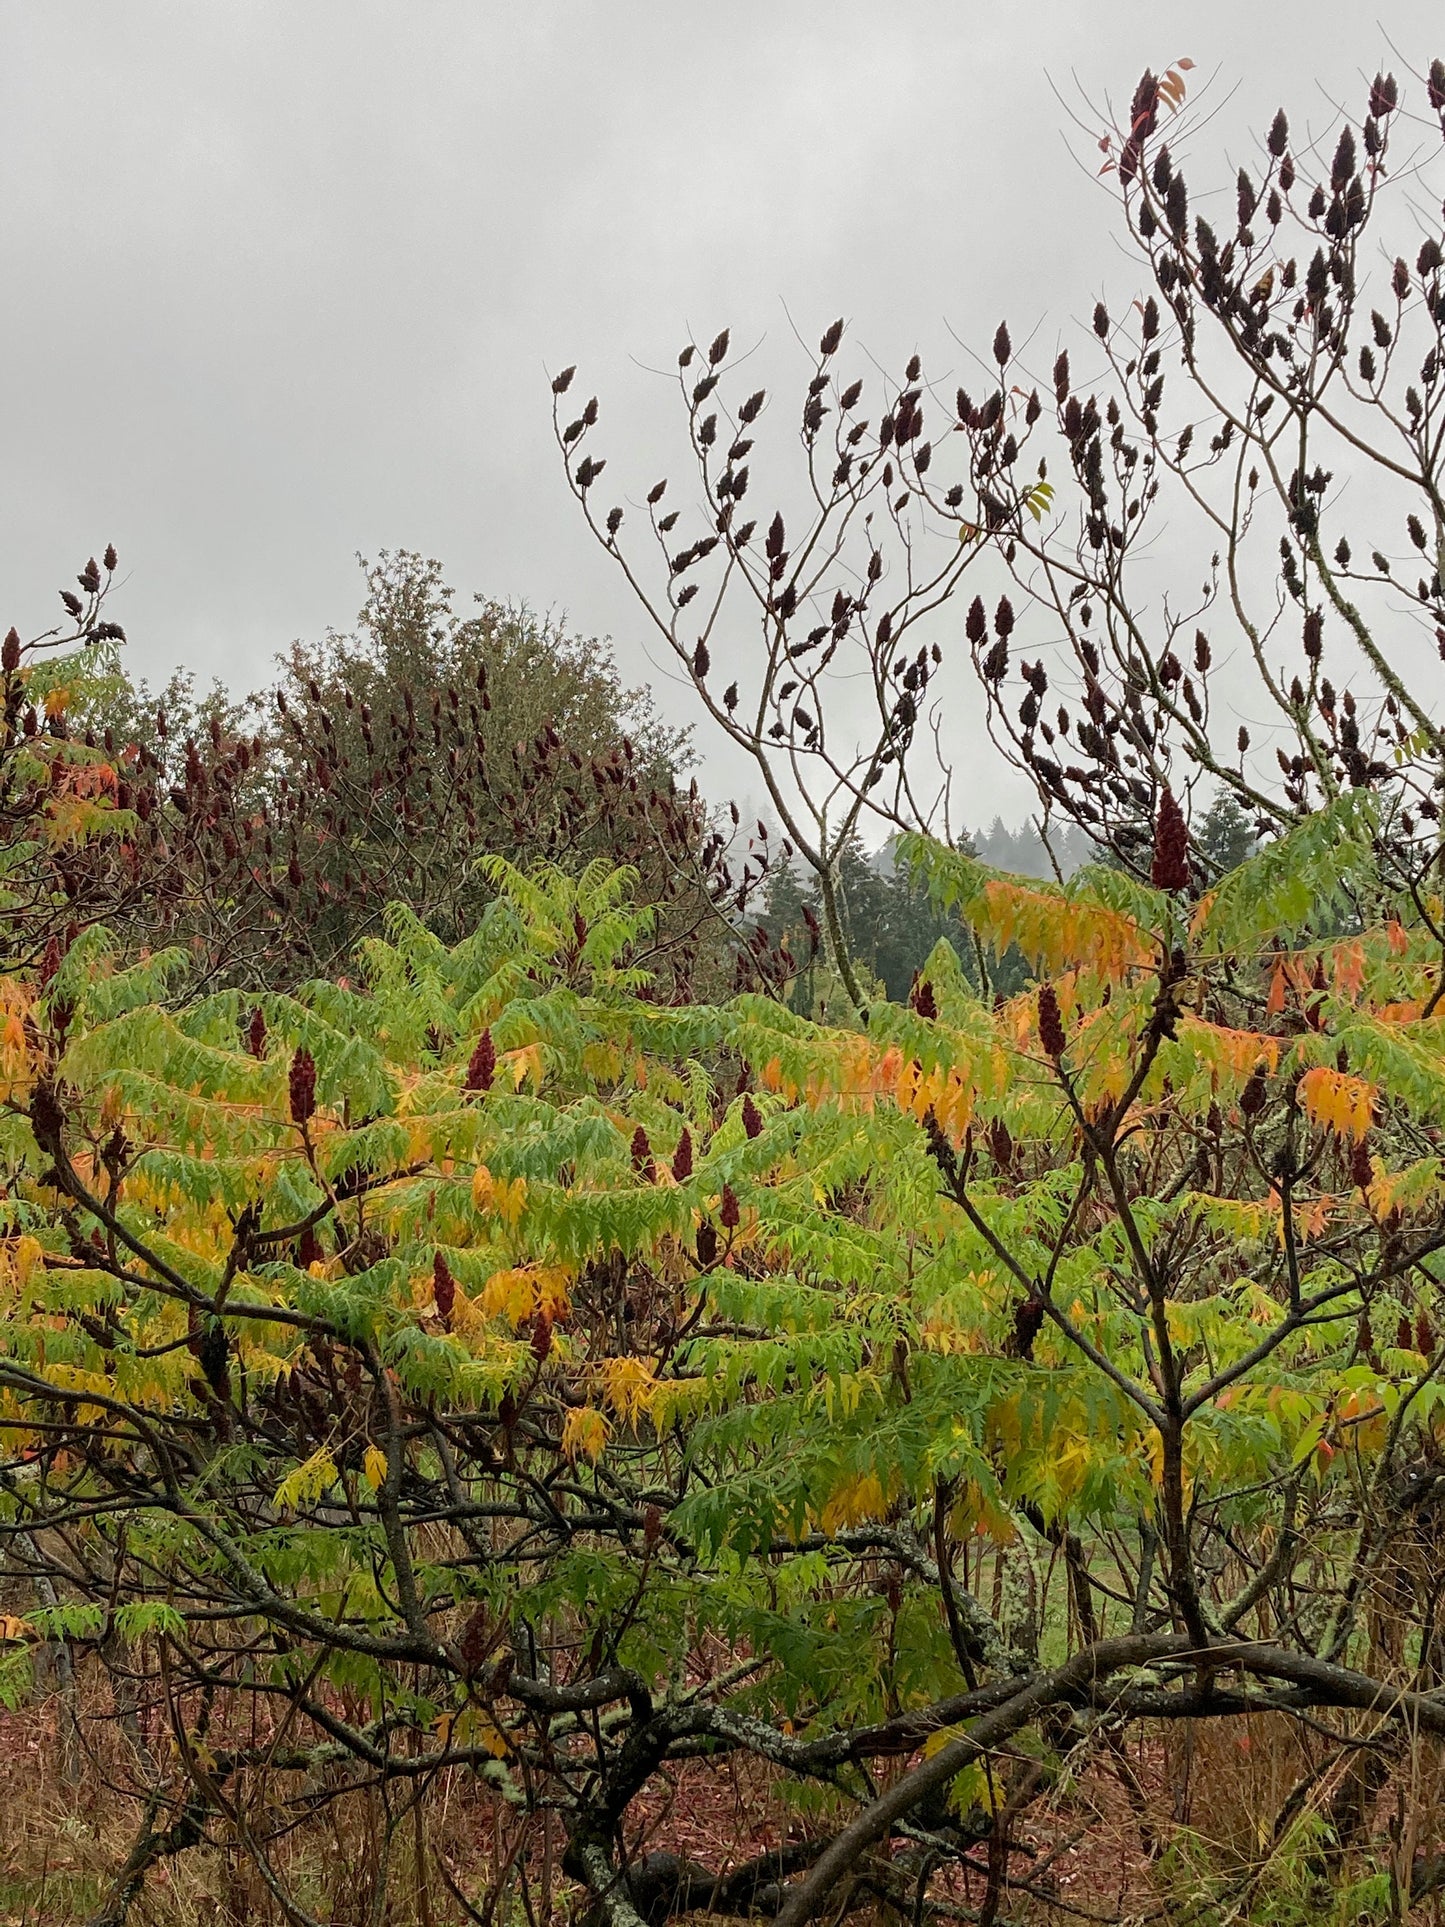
[960,59,1445,900]
[7,811,1445,1920]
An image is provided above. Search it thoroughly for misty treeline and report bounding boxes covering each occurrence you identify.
[6,47,1445,1927]
[758,795,1255,1013]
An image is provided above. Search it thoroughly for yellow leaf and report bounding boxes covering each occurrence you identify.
[472,1166,528,1229]
[561,1406,611,1463]
[274,1446,339,1512]
[947,1761,995,1817]
[449,1705,512,1757]
[497,1175,528,1228]
[975,876,1152,981]
[0,981,30,1085]
[602,1356,658,1424]
[363,1445,388,1492]
[480,1263,572,1328]
[820,1471,887,1531]
[11,1235,43,1288]
[1174,1016,1280,1083]
[923,1723,964,1759]
[504,1043,544,1092]
[481,1267,536,1326]
[474,1710,511,1757]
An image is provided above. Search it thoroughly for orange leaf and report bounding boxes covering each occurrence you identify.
[1266,963,1287,1017]
[1297,1065,1375,1143]
[1329,941,1366,1002]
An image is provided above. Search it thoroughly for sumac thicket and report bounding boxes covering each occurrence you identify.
[28,550,758,999]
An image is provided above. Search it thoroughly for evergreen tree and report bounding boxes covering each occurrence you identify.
[762,830,981,1012]
[1195,789,1258,877]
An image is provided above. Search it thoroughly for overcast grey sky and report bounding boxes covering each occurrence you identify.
[3,2,1441,822]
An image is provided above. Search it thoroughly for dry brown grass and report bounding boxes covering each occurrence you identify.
[6,1663,1445,1926]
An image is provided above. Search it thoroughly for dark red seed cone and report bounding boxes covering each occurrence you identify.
[1151,786,1191,892]
[466,1029,496,1093]
[1013,1295,1046,1360]
[433,1252,456,1323]
[911,976,938,1019]
[1037,984,1066,1059]
[289,1046,317,1126]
